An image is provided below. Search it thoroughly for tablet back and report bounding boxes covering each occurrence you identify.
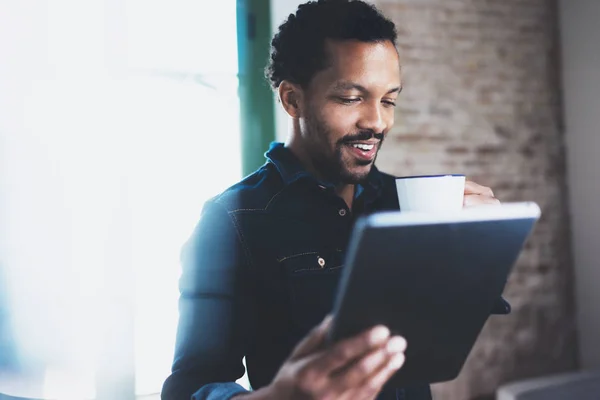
[328,202,541,386]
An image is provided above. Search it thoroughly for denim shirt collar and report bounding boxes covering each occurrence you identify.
[264,142,384,197]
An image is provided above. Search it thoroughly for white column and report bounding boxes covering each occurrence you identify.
[559,0,600,370]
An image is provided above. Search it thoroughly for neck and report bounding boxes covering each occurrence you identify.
[336,184,355,210]
[285,132,355,210]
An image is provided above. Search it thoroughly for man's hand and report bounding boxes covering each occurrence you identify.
[240,316,406,400]
[463,180,500,207]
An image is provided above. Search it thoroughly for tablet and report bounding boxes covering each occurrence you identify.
[327,202,541,386]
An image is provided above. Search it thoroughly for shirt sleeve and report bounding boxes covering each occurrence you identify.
[161,201,255,400]
[491,296,511,315]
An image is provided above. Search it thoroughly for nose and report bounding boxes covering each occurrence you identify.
[357,101,388,134]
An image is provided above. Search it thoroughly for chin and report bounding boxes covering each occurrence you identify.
[340,165,372,184]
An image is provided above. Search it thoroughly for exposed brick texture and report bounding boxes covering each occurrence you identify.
[372,0,578,398]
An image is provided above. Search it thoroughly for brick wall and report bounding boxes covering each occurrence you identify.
[372,0,578,398]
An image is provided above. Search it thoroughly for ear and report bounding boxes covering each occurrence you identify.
[278,80,304,119]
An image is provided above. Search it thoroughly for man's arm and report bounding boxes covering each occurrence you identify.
[161,201,254,400]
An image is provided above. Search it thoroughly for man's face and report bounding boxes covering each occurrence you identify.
[299,39,401,184]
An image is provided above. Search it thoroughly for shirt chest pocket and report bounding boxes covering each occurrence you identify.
[278,249,344,331]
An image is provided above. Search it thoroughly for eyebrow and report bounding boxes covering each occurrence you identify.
[331,81,403,94]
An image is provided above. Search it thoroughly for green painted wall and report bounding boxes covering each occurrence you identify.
[237,0,276,176]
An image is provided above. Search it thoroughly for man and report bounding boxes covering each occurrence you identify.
[162,1,503,399]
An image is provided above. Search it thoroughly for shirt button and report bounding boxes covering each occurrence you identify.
[317,257,326,268]
[338,209,347,217]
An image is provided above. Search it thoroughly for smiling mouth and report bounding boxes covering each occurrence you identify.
[344,141,379,162]
[350,143,375,151]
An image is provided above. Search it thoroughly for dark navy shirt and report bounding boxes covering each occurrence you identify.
[161,143,509,400]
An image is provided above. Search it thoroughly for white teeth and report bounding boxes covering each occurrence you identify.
[352,144,374,151]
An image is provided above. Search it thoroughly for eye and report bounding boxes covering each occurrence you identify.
[338,97,360,104]
[382,100,396,107]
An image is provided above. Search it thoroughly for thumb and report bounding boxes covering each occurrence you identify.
[289,315,333,360]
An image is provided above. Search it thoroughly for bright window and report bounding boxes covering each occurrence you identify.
[126,0,242,395]
[0,0,242,398]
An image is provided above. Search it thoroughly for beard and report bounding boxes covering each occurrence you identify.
[304,110,384,185]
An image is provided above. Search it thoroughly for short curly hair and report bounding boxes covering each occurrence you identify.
[266,0,397,90]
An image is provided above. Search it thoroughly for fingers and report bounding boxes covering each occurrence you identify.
[358,351,406,399]
[463,194,501,207]
[464,180,495,198]
[311,325,391,376]
[288,326,406,400]
[330,335,406,392]
[289,315,333,360]
[463,180,500,208]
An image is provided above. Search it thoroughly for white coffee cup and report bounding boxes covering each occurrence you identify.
[395,174,466,213]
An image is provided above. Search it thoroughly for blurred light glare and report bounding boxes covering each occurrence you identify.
[0,0,241,397]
